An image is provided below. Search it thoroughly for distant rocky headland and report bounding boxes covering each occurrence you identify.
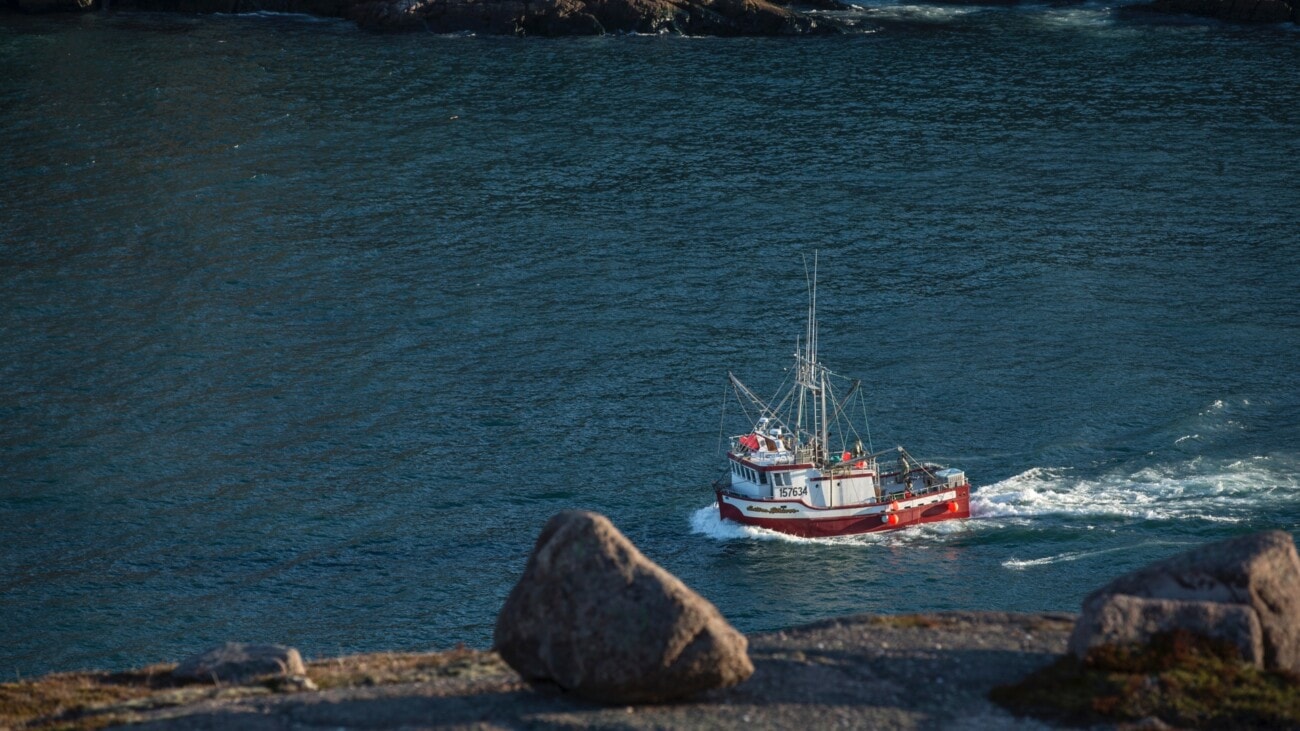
[2,0,843,35]
[4,513,1300,730]
[3,0,1295,34]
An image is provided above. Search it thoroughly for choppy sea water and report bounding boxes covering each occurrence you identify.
[1,7,1298,677]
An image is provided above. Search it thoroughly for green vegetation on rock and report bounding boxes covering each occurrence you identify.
[991,630,1300,729]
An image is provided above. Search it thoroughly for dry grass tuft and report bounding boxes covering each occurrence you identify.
[307,645,509,690]
[1,647,510,731]
[0,664,180,731]
[867,614,947,630]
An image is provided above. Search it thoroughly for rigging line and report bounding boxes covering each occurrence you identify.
[836,383,865,448]
[729,374,774,426]
[717,381,731,458]
[826,379,862,437]
[731,385,757,427]
[766,374,800,428]
[859,386,875,455]
[764,368,794,420]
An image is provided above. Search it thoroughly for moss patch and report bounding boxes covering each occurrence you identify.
[867,614,947,630]
[0,664,179,731]
[307,646,509,690]
[1,647,510,731]
[991,630,1300,729]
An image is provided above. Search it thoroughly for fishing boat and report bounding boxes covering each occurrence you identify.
[712,262,971,538]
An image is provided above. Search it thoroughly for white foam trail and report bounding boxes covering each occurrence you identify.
[1003,544,1136,569]
[1035,7,1116,29]
[858,4,980,22]
[690,504,838,544]
[1003,539,1205,569]
[972,456,1296,523]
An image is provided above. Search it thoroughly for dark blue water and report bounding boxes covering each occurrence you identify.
[2,7,1298,677]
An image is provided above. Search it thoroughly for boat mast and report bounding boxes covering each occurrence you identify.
[796,253,830,467]
[814,256,829,465]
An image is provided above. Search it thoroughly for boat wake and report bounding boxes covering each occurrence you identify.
[690,504,788,541]
[693,398,1297,543]
[972,453,1296,525]
[854,4,981,22]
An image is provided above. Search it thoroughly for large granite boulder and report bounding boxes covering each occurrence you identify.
[1070,594,1265,666]
[494,510,753,704]
[1069,531,1300,671]
[173,642,307,685]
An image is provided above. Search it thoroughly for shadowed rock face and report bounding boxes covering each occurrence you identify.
[1069,594,1265,666]
[493,510,754,704]
[1134,0,1297,23]
[1070,530,1300,672]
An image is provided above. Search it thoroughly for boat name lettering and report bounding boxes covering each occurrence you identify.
[747,505,800,514]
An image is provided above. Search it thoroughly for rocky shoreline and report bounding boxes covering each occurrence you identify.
[6,520,1300,730]
[1,612,1077,731]
[3,0,1295,34]
[1,0,844,35]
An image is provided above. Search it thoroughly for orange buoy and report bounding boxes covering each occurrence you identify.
[889,500,900,512]
[947,501,959,513]
[888,514,899,526]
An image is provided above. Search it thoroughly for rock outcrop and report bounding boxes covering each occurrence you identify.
[1070,593,1265,666]
[1133,0,1297,24]
[494,510,753,703]
[346,0,830,35]
[173,642,308,684]
[8,0,92,12]
[5,0,841,35]
[1069,530,1300,671]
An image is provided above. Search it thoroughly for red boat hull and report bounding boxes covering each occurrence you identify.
[716,484,972,538]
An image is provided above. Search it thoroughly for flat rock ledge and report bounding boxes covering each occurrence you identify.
[1,612,1075,731]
